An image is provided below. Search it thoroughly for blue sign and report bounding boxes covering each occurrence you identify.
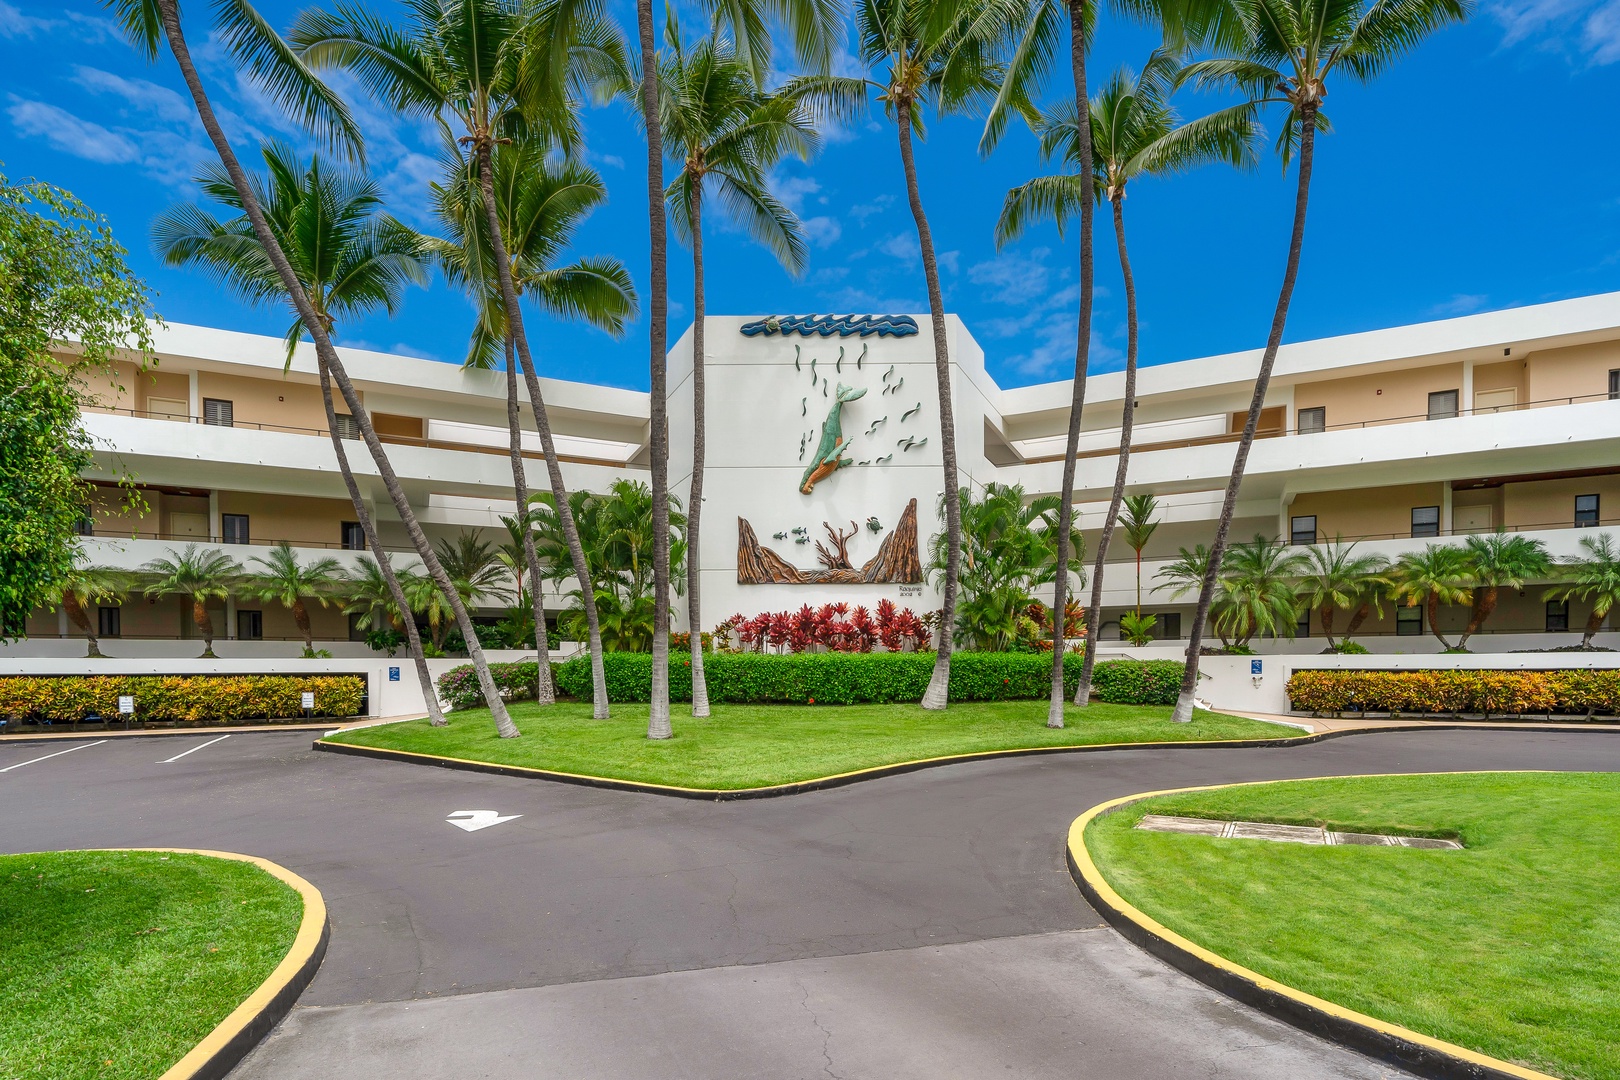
[1250,659,1263,675]
[388,666,401,682]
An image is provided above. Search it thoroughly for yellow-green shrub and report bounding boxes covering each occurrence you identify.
[1285,668,1619,717]
[0,675,366,724]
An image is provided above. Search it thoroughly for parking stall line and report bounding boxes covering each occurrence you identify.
[0,740,108,773]
[157,734,233,763]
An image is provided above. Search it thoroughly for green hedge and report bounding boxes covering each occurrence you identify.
[0,675,366,725]
[1286,668,1620,717]
[438,653,1183,708]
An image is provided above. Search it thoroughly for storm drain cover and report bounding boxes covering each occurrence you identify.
[1135,814,1462,849]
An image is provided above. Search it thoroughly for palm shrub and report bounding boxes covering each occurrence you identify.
[242,541,345,655]
[1119,494,1161,615]
[1546,533,1620,648]
[1295,538,1389,650]
[45,564,129,659]
[1458,532,1552,648]
[141,545,240,658]
[1392,544,1474,651]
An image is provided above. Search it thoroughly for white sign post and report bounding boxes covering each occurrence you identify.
[300,691,315,713]
[117,695,135,716]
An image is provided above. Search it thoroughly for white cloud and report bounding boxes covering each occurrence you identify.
[877,232,920,263]
[72,66,195,124]
[1490,0,1620,61]
[7,97,138,164]
[848,195,893,223]
[810,266,849,285]
[802,215,841,247]
[938,250,960,275]
[1427,293,1489,317]
[0,5,114,42]
[968,248,1053,305]
[0,1,52,36]
[773,173,821,214]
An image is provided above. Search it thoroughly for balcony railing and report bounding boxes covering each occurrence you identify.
[83,405,639,469]
[1021,390,1617,465]
[75,529,414,555]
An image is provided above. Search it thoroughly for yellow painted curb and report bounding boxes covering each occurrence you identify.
[1067,773,1560,1080]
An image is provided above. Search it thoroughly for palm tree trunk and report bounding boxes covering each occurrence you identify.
[472,142,600,717]
[316,357,445,726]
[688,184,710,718]
[1041,0,1096,726]
[1582,607,1603,648]
[292,596,313,652]
[896,101,959,712]
[1320,604,1337,650]
[1427,595,1453,650]
[1135,549,1142,613]
[1458,586,1494,649]
[153,0,517,737]
[1344,600,1371,639]
[1171,106,1319,723]
[1075,192,1133,708]
[637,0,673,739]
[194,598,216,658]
[63,593,101,658]
[503,335,554,705]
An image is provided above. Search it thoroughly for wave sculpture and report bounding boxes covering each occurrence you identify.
[740,314,920,338]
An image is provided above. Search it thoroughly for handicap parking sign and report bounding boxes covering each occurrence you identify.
[389,666,401,682]
[1250,659,1263,675]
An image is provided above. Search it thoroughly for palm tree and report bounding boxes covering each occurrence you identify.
[427,139,636,708]
[243,541,346,654]
[660,16,814,717]
[1165,0,1471,721]
[1392,544,1473,651]
[787,0,1019,712]
[1118,493,1160,616]
[1546,533,1620,648]
[1216,537,1305,646]
[1458,532,1551,648]
[436,530,510,611]
[152,140,449,727]
[141,545,241,658]
[46,564,128,658]
[343,556,421,638]
[111,0,497,731]
[1295,538,1388,651]
[999,52,1256,705]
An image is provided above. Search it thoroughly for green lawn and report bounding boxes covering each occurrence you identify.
[1085,772,1620,1080]
[325,700,1291,789]
[0,850,304,1080]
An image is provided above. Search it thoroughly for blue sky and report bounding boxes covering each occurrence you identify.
[3,0,1619,392]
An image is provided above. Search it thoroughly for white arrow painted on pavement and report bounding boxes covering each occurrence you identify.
[446,809,522,833]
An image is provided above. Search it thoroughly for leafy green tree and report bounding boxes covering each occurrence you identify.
[243,541,346,654]
[1167,0,1472,720]
[141,545,242,658]
[0,172,155,638]
[429,138,636,707]
[1546,533,1620,648]
[661,13,815,717]
[1392,544,1474,651]
[927,483,1083,652]
[788,0,1021,712]
[45,563,130,659]
[152,141,449,726]
[999,51,1256,704]
[1295,538,1389,650]
[1458,532,1551,648]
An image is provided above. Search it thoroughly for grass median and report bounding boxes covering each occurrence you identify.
[1,850,303,1080]
[1085,772,1620,1080]
[324,700,1292,790]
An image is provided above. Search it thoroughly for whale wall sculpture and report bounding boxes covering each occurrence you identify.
[740,314,920,338]
[738,499,922,585]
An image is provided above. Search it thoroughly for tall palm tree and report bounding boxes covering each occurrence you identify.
[1458,532,1551,648]
[1118,493,1160,616]
[1392,544,1473,651]
[787,0,1019,711]
[109,0,502,732]
[1165,0,1471,720]
[660,15,814,717]
[1546,533,1620,648]
[46,563,128,659]
[141,545,241,658]
[1295,537,1388,650]
[152,141,449,727]
[427,139,636,708]
[998,52,1256,705]
[243,541,346,654]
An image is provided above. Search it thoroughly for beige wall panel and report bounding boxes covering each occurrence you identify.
[216,491,355,548]
[1503,474,1620,530]
[1472,359,1526,397]
[73,358,143,411]
[87,484,159,536]
[1292,362,1463,429]
[1287,483,1445,541]
[1525,341,1620,404]
[196,370,340,433]
[143,370,191,415]
[163,495,210,539]
[115,598,182,638]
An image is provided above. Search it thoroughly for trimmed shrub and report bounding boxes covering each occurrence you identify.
[1285,668,1620,717]
[439,653,1186,709]
[0,675,366,725]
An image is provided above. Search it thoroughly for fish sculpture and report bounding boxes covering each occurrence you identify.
[866,416,887,436]
[793,345,801,371]
[856,343,867,370]
[901,402,922,422]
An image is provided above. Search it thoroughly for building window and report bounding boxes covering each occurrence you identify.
[1396,606,1423,636]
[97,606,121,638]
[75,516,94,536]
[1611,369,1619,400]
[203,398,234,427]
[1297,406,1325,435]
[1156,613,1182,640]
[348,612,368,642]
[341,521,367,550]
[335,414,361,440]
[237,610,263,640]
[1427,389,1459,421]
[1411,505,1440,538]
[1297,610,1312,638]
[222,513,250,544]
[1576,494,1599,527]
[1290,515,1317,545]
[1546,600,1570,632]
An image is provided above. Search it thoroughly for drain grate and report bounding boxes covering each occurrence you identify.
[1136,814,1462,849]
